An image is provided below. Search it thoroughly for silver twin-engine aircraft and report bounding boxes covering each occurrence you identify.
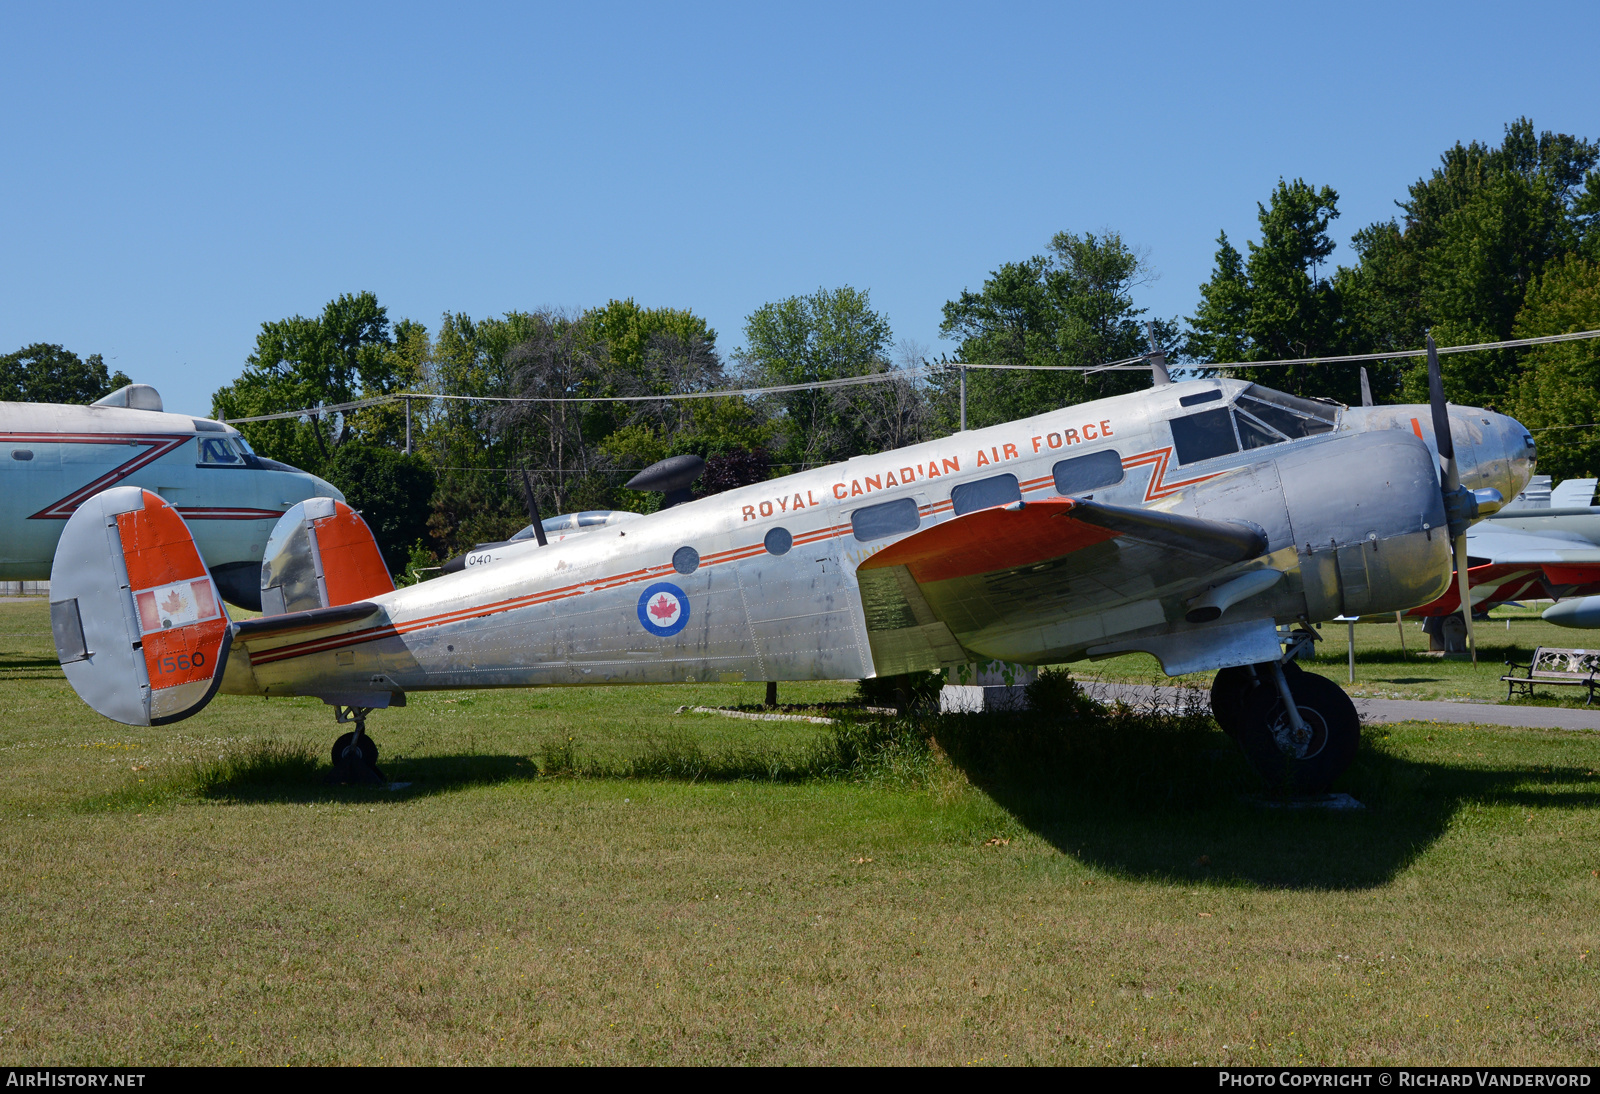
[48,353,1534,792]
[3,383,340,609]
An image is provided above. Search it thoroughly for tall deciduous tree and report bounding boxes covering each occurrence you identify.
[936,231,1172,431]
[212,292,407,474]
[735,286,898,468]
[0,344,130,404]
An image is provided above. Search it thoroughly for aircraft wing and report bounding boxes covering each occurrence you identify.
[1467,528,1600,566]
[1402,523,1600,616]
[856,497,1267,674]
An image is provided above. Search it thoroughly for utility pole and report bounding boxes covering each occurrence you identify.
[404,396,412,455]
[959,366,967,431]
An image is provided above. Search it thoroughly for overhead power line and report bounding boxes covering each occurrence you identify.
[219,328,1600,424]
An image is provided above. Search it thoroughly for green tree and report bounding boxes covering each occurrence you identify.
[734,286,898,467]
[0,344,130,404]
[1187,180,1358,401]
[580,298,767,509]
[937,231,1172,431]
[1345,119,1599,406]
[212,292,406,474]
[320,442,438,576]
[1507,257,1600,479]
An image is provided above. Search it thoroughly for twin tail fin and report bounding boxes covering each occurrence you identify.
[51,490,392,727]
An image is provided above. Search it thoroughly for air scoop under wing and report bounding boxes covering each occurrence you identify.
[856,497,1268,674]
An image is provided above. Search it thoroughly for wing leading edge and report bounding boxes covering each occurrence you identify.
[856,497,1268,674]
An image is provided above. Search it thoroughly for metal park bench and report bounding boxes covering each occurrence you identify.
[1501,647,1600,704]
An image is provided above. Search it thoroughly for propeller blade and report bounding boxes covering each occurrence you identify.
[1454,533,1477,665]
[1426,333,1460,490]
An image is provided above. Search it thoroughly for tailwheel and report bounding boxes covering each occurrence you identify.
[327,706,386,785]
[1210,660,1300,739]
[1236,667,1358,794]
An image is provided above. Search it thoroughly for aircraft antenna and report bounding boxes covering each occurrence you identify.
[518,467,549,547]
[1359,367,1374,406]
[1145,322,1171,387]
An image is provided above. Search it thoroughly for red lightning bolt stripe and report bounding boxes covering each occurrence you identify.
[0,433,194,519]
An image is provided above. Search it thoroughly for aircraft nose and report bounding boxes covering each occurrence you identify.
[1459,410,1534,507]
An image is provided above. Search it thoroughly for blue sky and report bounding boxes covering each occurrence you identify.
[3,1,1598,417]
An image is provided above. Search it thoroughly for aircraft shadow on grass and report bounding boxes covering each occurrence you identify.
[1,654,75,681]
[942,736,1600,892]
[152,706,1599,893]
[194,751,543,805]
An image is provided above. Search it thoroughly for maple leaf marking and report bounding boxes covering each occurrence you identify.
[649,594,679,622]
[161,590,184,615]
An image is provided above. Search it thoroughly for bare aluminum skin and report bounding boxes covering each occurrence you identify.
[219,378,1534,701]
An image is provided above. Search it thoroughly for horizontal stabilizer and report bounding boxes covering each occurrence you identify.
[260,498,394,615]
[49,488,231,726]
[233,601,382,642]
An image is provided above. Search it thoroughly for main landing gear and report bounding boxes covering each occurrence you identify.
[327,705,387,785]
[1210,645,1360,794]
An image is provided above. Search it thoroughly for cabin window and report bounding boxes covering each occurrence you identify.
[672,546,700,574]
[950,473,1021,516]
[1052,450,1123,496]
[10,449,33,461]
[1178,389,1223,407]
[197,437,244,465]
[1236,385,1337,438]
[851,497,921,542]
[1170,407,1240,464]
[764,527,792,556]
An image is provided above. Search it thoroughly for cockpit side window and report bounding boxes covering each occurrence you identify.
[1170,407,1240,465]
[197,437,244,465]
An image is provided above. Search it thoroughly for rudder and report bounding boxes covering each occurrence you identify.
[50,488,232,726]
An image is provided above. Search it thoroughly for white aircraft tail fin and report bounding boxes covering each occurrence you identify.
[259,498,395,616]
[49,487,232,726]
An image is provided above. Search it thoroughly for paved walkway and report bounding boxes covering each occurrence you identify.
[1080,681,1600,732]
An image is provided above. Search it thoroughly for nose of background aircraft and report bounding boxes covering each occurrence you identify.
[309,474,346,504]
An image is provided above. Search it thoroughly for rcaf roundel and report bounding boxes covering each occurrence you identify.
[637,581,690,637]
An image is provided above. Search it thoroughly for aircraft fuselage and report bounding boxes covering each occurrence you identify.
[224,378,1535,698]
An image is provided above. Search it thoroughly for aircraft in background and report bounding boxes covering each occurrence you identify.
[47,347,1532,794]
[2,383,341,609]
[1402,475,1600,635]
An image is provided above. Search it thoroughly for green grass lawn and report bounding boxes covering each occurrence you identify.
[1,597,1598,1065]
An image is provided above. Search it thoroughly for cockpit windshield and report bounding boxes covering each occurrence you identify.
[1169,384,1340,465]
[1234,386,1339,442]
[197,436,249,465]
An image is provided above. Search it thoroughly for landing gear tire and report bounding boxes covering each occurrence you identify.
[1211,660,1301,739]
[1236,669,1358,794]
[332,731,380,768]
[328,729,385,785]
